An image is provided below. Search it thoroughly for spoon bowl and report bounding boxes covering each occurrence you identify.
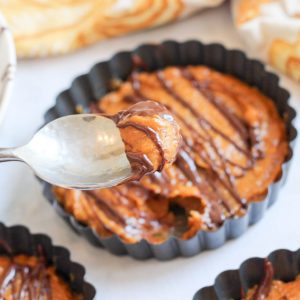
[0,114,132,189]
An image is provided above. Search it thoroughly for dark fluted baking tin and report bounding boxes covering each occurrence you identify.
[42,40,297,260]
[193,248,300,299]
[0,222,96,299]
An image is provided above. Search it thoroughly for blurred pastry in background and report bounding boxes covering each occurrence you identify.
[0,0,224,58]
[233,0,300,82]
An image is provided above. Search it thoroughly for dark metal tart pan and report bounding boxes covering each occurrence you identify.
[42,40,297,260]
[193,248,300,299]
[0,222,96,299]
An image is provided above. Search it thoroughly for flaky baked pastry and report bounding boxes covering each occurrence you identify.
[0,0,224,58]
[233,0,300,82]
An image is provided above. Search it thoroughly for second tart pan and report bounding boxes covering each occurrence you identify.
[193,248,300,299]
[0,222,96,299]
[42,40,297,260]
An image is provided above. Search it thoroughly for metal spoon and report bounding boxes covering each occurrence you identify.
[0,114,132,190]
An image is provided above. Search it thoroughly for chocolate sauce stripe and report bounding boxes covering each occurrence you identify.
[181,68,251,148]
[81,195,114,236]
[131,68,246,209]
[86,191,126,226]
[155,68,250,158]
[181,139,236,213]
[179,142,231,217]
[252,260,274,300]
[173,112,249,176]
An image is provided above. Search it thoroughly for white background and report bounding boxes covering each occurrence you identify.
[0,3,300,300]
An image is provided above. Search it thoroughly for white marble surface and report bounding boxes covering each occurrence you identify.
[0,3,299,300]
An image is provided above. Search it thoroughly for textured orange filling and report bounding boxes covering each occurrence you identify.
[54,65,288,244]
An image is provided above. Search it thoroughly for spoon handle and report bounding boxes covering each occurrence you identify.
[0,148,21,162]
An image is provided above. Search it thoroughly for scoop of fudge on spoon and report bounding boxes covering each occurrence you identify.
[0,101,181,189]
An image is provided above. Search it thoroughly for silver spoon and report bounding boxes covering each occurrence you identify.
[0,114,132,190]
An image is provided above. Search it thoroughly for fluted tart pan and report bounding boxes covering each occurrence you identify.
[0,222,96,299]
[42,40,297,260]
[193,248,300,299]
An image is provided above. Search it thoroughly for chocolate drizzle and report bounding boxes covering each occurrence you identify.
[252,259,274,300]
[155,69,252,181]
[0,243,52,300]
[125,61,258,223]
[155,70,248,203]
[81,56,287,238]
[181,69,250,148]
[86,190,126,226]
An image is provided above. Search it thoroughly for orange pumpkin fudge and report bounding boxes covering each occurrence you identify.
[54,65,288,244]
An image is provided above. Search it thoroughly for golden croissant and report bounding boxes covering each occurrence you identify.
[0,0,224,58]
